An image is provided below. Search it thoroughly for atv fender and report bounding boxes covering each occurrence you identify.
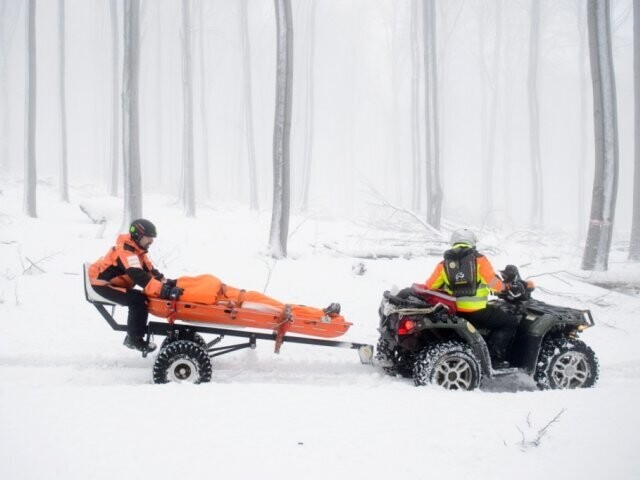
[515,313,558,374]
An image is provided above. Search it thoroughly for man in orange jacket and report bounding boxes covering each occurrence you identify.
[424,228,519,364]
[89,219,178,353]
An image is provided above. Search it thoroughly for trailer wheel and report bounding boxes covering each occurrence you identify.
[160,330,207,350]
[153,340,212,384]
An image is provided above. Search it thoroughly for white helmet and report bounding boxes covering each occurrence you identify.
[450,228,477,248]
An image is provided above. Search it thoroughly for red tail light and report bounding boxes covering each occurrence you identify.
[397,318,415,335]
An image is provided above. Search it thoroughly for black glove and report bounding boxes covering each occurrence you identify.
[501,265,520,284]
[152,269,165,281]
[165,278,177,288]
[160,283,184,300]
[506,281,526,299]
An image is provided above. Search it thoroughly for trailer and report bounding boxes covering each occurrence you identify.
[83,265,374,383]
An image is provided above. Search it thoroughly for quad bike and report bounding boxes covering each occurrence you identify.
[376,271,599,391]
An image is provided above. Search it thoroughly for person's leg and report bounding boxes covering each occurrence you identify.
[460,307,518,360]
[124,289,149,339]
[484,306,519,360]
[93,286,154,352]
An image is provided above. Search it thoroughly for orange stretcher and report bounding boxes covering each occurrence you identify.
[83,265,371,364]
[145,274,352,351]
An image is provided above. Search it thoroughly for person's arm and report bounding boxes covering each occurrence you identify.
[425,262,446,290]
[116,250,163,295]
[477,256,504,292]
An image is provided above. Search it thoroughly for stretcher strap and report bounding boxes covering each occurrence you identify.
[274,305,293,354]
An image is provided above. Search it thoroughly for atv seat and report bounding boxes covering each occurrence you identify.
[83,263,118,306]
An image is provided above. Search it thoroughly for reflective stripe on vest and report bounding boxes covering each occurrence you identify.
[441,270,490,312]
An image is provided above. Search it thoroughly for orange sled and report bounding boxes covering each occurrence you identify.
[83,265,373,383]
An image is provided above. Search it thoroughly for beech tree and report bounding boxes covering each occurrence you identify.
[582,0,619,271]
[180,0,195,217]
[108,0,120,197]
[24,0,37,218]
[240,0,258,210]
[423,0,442,229]
[122,0,142,225]
[269,0,293,258]
[630,0,640,261]
[58,0,69,203]
[197,0,210,199]
[410,0,422,212]
[299,0,316,212]
[1,1,20,172]
[528,0,543,226]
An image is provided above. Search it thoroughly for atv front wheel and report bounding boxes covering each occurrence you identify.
[534,337,599,390]
[413,340,481,390]
[153,340,212,384]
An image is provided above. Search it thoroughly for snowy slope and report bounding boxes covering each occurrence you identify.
[1,181,639,480]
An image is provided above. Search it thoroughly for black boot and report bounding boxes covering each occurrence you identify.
[323,302,341,315]
[124,335,157,353]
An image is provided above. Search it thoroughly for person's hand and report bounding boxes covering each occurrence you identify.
[160,283,183,300]
[506,281,525,299]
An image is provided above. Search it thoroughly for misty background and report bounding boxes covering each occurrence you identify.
[0,0,635,234]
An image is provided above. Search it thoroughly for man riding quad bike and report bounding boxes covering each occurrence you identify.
[376,231,599,391]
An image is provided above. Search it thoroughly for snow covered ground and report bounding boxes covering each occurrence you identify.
[1,180,639,479]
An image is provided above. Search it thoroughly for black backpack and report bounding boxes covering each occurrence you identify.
[443,247,479,297]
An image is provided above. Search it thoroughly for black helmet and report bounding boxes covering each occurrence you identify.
[129,219,157,242]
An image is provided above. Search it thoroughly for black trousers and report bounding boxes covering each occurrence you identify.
[459,305,519,360]
[93,286,149,339]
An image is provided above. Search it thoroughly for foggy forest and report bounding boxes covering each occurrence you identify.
[0,0,638,268]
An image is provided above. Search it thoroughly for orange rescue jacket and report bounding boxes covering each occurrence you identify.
[88,233,164,297]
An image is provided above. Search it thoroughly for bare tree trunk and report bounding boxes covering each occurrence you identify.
[24,0,37,218]
[58,0,69,203]
[300,0,316,212]
[477,8,489,211]
[122,0,142,225]
[630,0,640,261]
[411,0,422,212]
[181,0,195,217]
[197,0,210,200]
[423,0,442,229]
[582,0,619,271]
[528,0,543,226]
[0,1,17,172]
[240,0,258,210]
[269,0,293,258]
[578,0,588,237]
[108,0,120,197]
[485,0,502,213]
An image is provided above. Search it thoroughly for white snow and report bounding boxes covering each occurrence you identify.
[1,180,640,479]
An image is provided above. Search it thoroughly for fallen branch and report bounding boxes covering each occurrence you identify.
[517,408,566,450]
[79,204,107,225]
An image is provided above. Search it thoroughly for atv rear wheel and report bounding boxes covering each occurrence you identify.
[534,337,599,390]
[413,340,481,390]
[153,340,212,384]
